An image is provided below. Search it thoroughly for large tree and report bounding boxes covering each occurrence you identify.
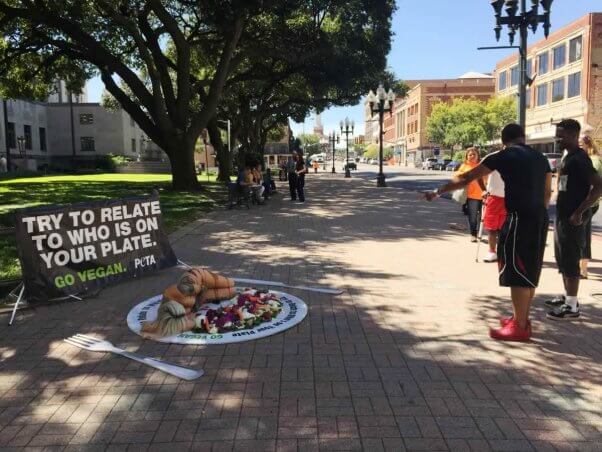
[426,96,517,149]
[0,1,395,189]
[207,0,397,177]
[0,0,261,189]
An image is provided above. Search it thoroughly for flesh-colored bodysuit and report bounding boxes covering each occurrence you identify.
[141,268,235,337]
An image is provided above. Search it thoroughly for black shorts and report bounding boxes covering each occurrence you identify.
[554,212,591,277]
[497,210,549,288]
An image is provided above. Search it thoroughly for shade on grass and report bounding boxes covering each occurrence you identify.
[0,173,226,280]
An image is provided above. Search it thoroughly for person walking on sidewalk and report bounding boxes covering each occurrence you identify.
[578,135,602,279]
[457,147,487,242]
[287,152,298,201]
[312,160,319,173]
[546,120,602,320]
[424,124,552,341]
[482,170,507,262]
[295,152,308,203]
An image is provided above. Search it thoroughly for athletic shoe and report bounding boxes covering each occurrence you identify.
[544,295,565,307]
[484,252,498,262]
[500,316,532,328]
[500,315,513,326]
[471,236,478,243]
[490,320,532,342]
[546,303,580,320]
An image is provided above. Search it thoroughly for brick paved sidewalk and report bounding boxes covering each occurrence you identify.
[1,173,601,451]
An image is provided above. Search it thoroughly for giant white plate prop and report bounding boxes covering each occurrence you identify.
[127,290,308,344]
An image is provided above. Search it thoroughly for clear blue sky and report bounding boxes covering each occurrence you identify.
[85,1,601,138]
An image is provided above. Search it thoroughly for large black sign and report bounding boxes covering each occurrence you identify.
[14,194,177,302]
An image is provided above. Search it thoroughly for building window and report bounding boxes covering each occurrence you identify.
[131,138,136,153]
[527,59,533,78]
[538,52,548,74]
[553,44,566,70]
[7,122,15,148]
[130,116,135,127]
[569,36,582,63]
[80,137,95,152]
[536,84,548,106]
[510,66,519,86]
[526,88,531,108]
[24,125,32,150]
[39,127,46,152]
[551,78,565,102]
[568,72,581,98]
[79,113,94,125]
[499,70,507,90]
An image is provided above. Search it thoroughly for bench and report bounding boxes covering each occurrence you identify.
[227,183,251,209]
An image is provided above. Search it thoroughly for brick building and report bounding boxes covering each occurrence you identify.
[365,73,495,165]
[495,12,602,153]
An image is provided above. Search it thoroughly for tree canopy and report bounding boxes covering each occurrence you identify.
[426,96,517,149]
[0,0,396,189]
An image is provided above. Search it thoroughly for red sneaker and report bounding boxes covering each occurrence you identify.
[500,316,513,326]
[490,320,532,342]
[499,317,533,328]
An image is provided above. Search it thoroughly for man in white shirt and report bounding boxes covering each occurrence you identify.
[482,170,507,262]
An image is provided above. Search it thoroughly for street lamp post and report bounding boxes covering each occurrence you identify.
[328,131,339,174]
[367,84,395,187]
[201,131,210,182]
[490,0,553,129]
[340,118,354,178]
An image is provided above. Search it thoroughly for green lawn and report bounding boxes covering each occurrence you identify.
[0,173,227,280]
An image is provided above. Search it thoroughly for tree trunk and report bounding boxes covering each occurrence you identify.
[207,118,231,183]
[167,141,199,191]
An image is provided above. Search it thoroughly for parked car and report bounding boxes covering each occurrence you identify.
[544,153,563,173]
[344,159,357,170]
[370,158,379,165]
[359,157,367,163]
[434,158,452,170]
[422,158,438,170]
[446,161,462,172]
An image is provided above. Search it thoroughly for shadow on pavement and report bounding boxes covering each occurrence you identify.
[0,175,600,450]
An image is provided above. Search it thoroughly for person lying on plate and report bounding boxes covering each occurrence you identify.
[141,267,235,338]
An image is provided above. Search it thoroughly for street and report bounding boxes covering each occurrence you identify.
[349,162,602,231]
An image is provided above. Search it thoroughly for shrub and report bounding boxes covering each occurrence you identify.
[102,154,133,171]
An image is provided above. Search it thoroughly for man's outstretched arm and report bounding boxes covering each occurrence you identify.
[424,163,493,201]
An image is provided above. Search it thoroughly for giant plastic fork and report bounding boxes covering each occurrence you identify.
[64,334,204,380]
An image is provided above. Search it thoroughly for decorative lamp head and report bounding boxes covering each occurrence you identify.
[376,84,386,101]
[490,0,505,17]
[504,0,518,18]
[540,0,552,13]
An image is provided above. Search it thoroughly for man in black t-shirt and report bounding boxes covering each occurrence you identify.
[424,124,552,342]
[545,119,602,320]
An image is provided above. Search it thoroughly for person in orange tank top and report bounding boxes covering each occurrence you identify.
[456,147,487,241]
